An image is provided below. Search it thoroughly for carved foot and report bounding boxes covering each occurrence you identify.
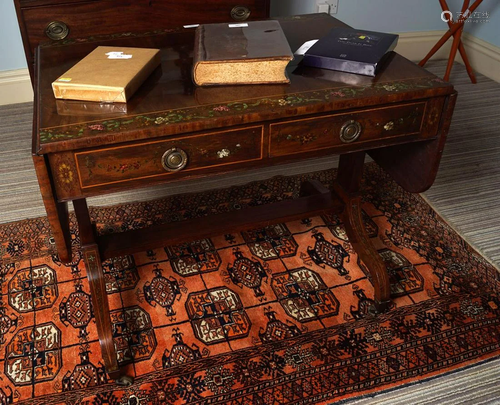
[374,299,392,314]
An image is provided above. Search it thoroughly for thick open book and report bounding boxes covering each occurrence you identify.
[193,20,293,86]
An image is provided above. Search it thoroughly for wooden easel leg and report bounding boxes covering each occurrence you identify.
[421,0,480,84]
[73,198,133,386]
[334,152,391,312]
[444,0,477,83]
[32,155,72,263]
[444,24,463,82]
[458,42,477,83]
[419,31,452,67]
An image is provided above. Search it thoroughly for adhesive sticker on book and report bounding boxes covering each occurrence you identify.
[105,51,133,59]
[228,23,248,28]
[294,39,319,56]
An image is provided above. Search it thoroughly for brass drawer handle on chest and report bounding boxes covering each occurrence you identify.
[340,120,362,143]
[161,148,188,172]
[45,21,70,41]
[231,5,251,21]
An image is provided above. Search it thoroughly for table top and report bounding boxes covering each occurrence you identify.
[34,14,454,154]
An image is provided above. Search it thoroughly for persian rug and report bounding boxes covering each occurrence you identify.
[0,163,499,405]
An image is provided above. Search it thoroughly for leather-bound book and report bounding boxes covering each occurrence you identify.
[193,20,293,86]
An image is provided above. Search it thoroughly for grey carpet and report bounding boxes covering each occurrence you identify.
[0,60,499,404]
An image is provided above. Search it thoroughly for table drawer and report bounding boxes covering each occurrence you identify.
[269,102,427,157]
[74,126,263,189]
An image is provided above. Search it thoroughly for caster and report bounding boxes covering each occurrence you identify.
[115,375,134,386]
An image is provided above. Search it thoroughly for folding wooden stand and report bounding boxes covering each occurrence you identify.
[419,0,484,83]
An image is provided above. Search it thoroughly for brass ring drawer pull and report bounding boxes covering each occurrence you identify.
[161,148,188,172]
[340,120,362,143]
[45,21,70,41]
[231,5,251,21]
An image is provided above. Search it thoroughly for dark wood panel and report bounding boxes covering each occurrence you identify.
[15,0,270,78]
[74,125,263,188]
[269,102,427,157]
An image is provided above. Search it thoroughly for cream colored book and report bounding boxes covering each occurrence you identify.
[52,46,161,103]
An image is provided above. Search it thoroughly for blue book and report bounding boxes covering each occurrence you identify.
[302,28,399,77]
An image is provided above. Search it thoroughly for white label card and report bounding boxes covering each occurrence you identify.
[183,24,199,28]
[294,39,319,56]
[105,51,132,59]
[228,23,249,28]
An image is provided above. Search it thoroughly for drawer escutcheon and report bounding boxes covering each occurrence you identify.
[340,120,362,143]
[161,148,188,172]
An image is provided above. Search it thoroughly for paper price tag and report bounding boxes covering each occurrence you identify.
[105,51,133,59]
[294,39,319,55]
[228,23,249,28]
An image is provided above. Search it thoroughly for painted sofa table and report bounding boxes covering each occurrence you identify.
[31,14,456,383]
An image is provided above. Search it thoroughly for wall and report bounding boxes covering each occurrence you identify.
[459,0,500,47]
[271,0,446,32]
[271,0,499,46]
[0,1,26,71]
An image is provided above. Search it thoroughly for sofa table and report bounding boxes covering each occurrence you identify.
[32,14,456,384]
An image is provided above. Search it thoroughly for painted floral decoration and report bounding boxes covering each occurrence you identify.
[58,163,74,184]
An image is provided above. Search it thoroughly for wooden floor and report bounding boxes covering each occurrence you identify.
[0,60,499,404]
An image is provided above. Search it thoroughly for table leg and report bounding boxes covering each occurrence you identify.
[334,152,391,312]
[73,198,133,386]
[33,155,72,263]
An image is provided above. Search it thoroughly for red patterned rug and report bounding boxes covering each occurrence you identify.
[1,163,499,405]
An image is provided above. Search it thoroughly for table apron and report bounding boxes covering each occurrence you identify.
[47,97,446,201]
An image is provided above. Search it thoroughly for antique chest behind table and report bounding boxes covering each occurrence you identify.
[29,13,456,384]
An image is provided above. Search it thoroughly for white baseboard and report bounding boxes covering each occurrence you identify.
[0,31,499,106]
[396,30,453,62]
[0,69,33,106]
[397,30,500,83]
[459,33,500,83]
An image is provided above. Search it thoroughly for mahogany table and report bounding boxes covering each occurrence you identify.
[32,14,456,384]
